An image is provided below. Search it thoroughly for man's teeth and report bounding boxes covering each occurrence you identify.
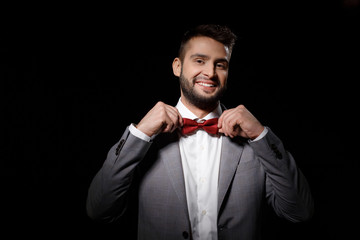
[198,82,215,87]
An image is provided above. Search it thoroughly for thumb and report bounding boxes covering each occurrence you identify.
[217,116,223,129]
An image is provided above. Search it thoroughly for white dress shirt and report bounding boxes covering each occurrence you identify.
[128,98,268,240]
[176,98,222,240]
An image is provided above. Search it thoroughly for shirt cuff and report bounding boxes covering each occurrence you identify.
[129,124,152,142]
[249,126,268,142]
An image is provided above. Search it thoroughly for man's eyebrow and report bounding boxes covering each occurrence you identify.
[190,53,210,59]
[215,58,229,64]
[190,54,229,64]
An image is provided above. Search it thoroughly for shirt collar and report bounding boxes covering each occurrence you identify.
[175,98,222,120]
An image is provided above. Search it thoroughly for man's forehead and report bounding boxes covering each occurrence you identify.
[184,36,230,59]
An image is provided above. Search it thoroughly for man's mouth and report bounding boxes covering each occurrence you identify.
[197,82,217,87]
[194,77,219,87]
[194,80,219,94]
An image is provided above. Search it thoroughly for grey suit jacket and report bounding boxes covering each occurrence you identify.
[86,127,314,240]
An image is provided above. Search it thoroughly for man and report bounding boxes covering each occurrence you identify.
[86,24,314,240]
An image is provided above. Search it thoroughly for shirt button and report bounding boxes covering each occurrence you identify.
[200,145,204,150]
[201,210,207,216]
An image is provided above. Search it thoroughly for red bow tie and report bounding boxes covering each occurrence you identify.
[181,118,219,135]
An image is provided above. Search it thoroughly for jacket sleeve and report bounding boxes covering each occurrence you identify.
[249,128,314,222]
[86,127,152,222]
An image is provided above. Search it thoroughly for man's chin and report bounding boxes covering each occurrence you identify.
[187,92,220,110]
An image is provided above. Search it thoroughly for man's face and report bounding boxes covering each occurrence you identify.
[173,36,230,110]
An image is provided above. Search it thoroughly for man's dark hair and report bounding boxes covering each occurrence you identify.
[178,24,237,61]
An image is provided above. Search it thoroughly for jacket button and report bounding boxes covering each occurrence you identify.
[182,231,189,239]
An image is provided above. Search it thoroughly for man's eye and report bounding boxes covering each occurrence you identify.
[216,63,226,69]
[195,59,204,64]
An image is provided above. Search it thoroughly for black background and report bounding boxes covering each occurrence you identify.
[2,1,359,239]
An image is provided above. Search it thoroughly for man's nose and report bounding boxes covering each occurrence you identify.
[202,63,216,79]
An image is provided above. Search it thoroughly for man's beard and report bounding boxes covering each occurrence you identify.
[179,73,227,111]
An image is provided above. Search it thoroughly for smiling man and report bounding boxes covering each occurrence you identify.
[86,24,314,240]
[174,36,229,114]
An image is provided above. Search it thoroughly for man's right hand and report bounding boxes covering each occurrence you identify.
[136,101,183,137]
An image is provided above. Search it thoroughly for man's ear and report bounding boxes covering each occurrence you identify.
[172,58,181,77]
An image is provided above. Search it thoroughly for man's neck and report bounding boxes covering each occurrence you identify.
[180,97,218,119]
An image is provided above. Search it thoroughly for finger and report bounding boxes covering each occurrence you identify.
[224,109,244,138]
[177,109,183,127]
[221,110,237,137]
[162,116,175,133]
[232,124,243,138]
[165,106,183,131]
[218,109,230,128]
[168,105,183,128]
[218,111,229,136]
[158,106,175,133]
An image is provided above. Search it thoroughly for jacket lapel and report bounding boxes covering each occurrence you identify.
[156,132,190,220]
[156,131,244,217]
[218,136,244,213]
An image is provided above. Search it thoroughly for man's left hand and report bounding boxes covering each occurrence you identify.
[218,105,264,139]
